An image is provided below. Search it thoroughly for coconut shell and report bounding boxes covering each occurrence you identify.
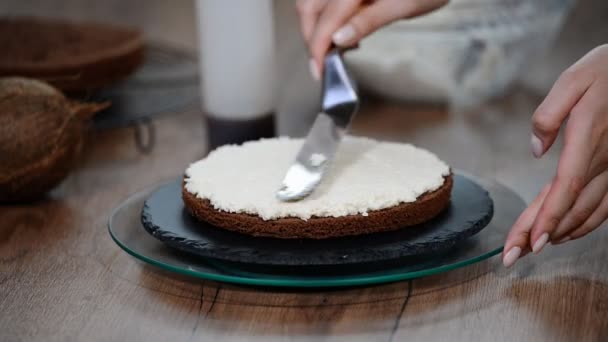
[0,77,108,202]
[0,17,144,92]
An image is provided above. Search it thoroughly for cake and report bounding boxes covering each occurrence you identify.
[0,17,144,92]
[183,136,452,239]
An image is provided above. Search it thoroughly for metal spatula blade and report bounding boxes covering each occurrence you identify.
[276,48,359,202]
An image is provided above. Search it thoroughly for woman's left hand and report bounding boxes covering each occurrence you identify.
[503,45,608,267]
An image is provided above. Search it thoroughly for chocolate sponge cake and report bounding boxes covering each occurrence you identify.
[183,137,452,239]
[183,175,452,239]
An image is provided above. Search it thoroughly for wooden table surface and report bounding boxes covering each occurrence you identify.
[1,1,607,341]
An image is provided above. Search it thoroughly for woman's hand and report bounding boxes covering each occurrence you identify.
[503,45,608,267]
[296,0,449,80]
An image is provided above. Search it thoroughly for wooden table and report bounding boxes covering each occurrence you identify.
[1,1,607,341]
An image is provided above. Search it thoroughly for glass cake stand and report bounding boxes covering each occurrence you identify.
[108,173,525,288]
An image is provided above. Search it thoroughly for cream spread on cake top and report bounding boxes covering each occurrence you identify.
[184,136,450,220]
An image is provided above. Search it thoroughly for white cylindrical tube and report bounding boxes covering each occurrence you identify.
[196,0,276,149]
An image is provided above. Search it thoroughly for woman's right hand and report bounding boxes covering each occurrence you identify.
[296,0,449,80]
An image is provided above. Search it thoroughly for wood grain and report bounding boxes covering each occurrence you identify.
[1,1,608,341]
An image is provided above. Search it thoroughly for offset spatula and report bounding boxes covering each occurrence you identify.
[276,48,359,202]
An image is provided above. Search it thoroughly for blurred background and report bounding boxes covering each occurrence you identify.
[2,0,608,202]
[3,0,607,135]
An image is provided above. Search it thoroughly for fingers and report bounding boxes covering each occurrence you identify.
[568,191,608,239]
[302,0,449,79]
[336,0,449,46]
[551,171,608,240]
[308,0,362,77]
[296,0,328,43]
[530,66,593,158]
[528,92,597,253]
[558,79,608,241]
[507,46,608,261]
[503,183,551,267]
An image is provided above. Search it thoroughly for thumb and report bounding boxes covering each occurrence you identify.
[503,183,551,267]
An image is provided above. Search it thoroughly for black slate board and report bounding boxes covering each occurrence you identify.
[141,174,494,266]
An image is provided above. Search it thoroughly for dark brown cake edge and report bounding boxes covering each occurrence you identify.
[182,174,453,239]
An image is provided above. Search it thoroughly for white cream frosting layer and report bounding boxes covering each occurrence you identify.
[184,136,450,220]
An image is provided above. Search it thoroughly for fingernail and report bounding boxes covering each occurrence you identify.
[531,134,544,158]
[503,246,522,267]
[332,24,356,46]
[308,58,320,81]
[532,233,549,254]
[553,236,571,245]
